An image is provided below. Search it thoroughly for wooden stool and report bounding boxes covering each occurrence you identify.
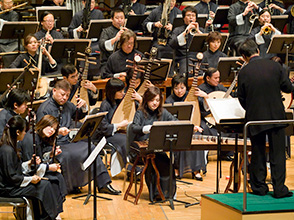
[0,197,27,220]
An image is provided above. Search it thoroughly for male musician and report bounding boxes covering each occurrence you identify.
[0,0,19,66]
[284,4,294,34]
[227,0,259,56]
[169,6,204,75]
[61,63,98,106]
[36,79,121,195]
[102,29,143,79]
[120,0,146,15]
[194,0,218,31]
[98,8,126,75]
[237,39,293,198]
[258,0,285,15]
[142,0,181,60]
[249,9,281,59]
[43,0,65,6]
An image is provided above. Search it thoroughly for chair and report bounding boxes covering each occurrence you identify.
[0,197,27,220]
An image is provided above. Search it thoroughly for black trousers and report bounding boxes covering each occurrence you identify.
[250,127,289,197]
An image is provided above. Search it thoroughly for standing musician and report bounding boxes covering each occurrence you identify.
[98,8,126,75]
[102,29,143,79]
[142,0,181,59]
[120,0,146,15]
[258,0,285,15]
[61,63,98,106]
[169,6,204,75]
[9,34,57,76]
[227,0,259,56]
[249,9,281,59]
[36,79,121,195]
[237,39,293,198]
[194,0,218,31]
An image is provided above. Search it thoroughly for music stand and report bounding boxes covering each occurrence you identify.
[163,102,193,121]
[271,15,288,33]
[125,14,148,32]
[71,112,111,220]
[139,58,172,82]
[136,37,153,53]
[0,22,39,52]
[36,6,73,29]
[189,33,229,53]
[86,19,112,39]
[49,39,91,64]
[217,56,242,83]
[212,6,229,25]
[148,121,194,210]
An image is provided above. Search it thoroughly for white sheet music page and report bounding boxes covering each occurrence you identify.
[206,98,245,124]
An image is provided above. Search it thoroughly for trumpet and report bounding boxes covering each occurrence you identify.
[291,5,294,17]
[190,28,198,36]
[249,13,258,23]
[261,25,272,35]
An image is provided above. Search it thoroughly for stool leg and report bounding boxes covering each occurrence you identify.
[124,155,140,201]
[134,158,149,205]
[150,156,165,201]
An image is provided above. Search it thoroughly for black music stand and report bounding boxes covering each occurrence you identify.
[36,6,73,29]
[271,15,288,32]
[71,112,111,220]
[217,56,242,83]
[86,19,112,39]
[125,14,148,32]
[213,6,229,25]
[136,37,153,53]
[49,39,91,64]
[0,22,39,52]
[148,121,194,210]
[139,58,172,82]
[163,102,193,121]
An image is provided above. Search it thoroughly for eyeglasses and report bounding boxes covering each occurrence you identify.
[3,1,13,5]
[44,20,55,23]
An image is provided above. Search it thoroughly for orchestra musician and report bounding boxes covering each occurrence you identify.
[284,4,294,34]
[98,8,126,75]
[102,29,143,79]
[194,0,218,31]
[0,115,66,220]
[237,39,293,198]
[43,0,65,6]
[36,79,121,195]
[169,6,204,75]
[258,0,285,15]
[120,0,146,15]
[227,0,259,56]
[249,9,281,59]
[9,34,57,76]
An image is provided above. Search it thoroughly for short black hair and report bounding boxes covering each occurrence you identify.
[5,89,30,110]
[238,39,259,58]
[61,63,77,78]
[40,11,54,22]
[111,8,125,19]
[171,74,188,89]
[105,78,125,105]
[182,6,197,18]
[204,67,218,83]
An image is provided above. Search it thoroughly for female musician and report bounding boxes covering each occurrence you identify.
[165,74,206,181]
[0,115,65,220]
[131,86,177,202]
[9,34,57,75]
[0,88,30,137]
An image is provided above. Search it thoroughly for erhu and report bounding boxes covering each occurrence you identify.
[157,0,172,46]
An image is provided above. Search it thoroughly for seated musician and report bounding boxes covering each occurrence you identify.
[102,29,143,79]
[9,34,57,76]
[120,0,146,15]
[194,0,218,32]
[169,6,204,76]
[284,5,294,34]
[249,9,281,59]
[98,8,126,75]
[165,74,206,181]
[0,88,29,137]
[258,0,285,15]
[131,86,177,202]
[61,63,98,106]
[196,67,234,161]
[142,0,181,60]
[36,79,121,195]
[43,0,65,6]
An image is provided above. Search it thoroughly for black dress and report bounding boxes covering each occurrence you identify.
[131,108,177,202]
[0,108,17,137]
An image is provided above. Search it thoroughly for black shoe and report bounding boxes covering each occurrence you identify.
[273,191,293,198]
[69,187,81,194]
[220,155,234,161]
[98,184,121,195]
[192,172,203,181]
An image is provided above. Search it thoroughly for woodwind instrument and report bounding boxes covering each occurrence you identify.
[111,54,145,129]
[81,0,91,39]
[157,0,172,46]
[0,2,27,15]
[51,106,62,163]
[184,53,203,126]
[137,47,158,96]
[207,2,214,32]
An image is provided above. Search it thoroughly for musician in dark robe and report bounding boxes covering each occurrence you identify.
[227,0,259,56]
[195,0,218,31]
[0,115,65,220]
[36,79,121,195]
[131,86,177,202]
[61,63,98,106]
[258,0,285,15]
[102,29,143,79]
[169,6,205,76]
[237,39,293,198]
[142,0,181,60]
[43,0,65,6]
[0,88,29,137]
[0,0,20,67]
[98,8,126,75]
[9,34,57,76]
[165,74,206,180]
[197,67,234,161]
[249,9,281,59]
[284,5,294,34]
[120,0,146,15]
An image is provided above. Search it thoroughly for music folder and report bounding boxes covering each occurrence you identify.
[139,58,172,82]
[217,56,242,83]
[86,19,112,39]
[163,102,194,121]
[125,14,148,32]
[212,6,229,25]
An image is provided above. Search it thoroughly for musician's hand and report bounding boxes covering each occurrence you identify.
[165,23,173,31]
[58,127,70,136]
[209,11,215,19]
[205,19,213,28]
[194,126,203,133]
[31,175,41,184]
[154,21,163,28]
[195,88,208,98]
[119,72,127,78]
[76,97,87,108]
[45,33,54,44]
[129,10,135,15]
[145,80,154,88]
[82,80,97,93]
[117,120,129,129]
[115,28,126,42]
[50,146,62,157]
[76,25,84,33]
[49,163,61,172]
[41,46,50,57]
[29,155,41,166]
[6,84,16,90]
[131,90,142,103]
